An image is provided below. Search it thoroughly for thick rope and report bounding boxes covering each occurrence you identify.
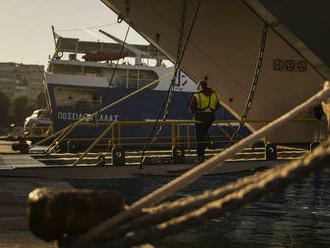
[95,138,330,248]
[91,162,289,242]
[72,86,330,247]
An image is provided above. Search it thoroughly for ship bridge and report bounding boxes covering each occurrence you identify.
[100,0,330,144]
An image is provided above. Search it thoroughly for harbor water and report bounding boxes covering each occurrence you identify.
[69,170,330,248]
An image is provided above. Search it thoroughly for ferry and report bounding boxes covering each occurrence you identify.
[45,28,250,150]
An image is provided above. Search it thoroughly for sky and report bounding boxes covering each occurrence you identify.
[0,0,147,66]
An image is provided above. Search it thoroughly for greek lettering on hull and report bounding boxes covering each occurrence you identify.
[57,112,119,123]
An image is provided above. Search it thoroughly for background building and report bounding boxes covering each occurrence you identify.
[0,62,44,102]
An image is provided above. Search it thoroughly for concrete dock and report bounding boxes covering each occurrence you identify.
[0,139,72,248]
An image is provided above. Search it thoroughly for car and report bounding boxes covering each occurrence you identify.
[23,109,52,137]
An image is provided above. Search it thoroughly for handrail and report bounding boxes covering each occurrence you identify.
[56,118,326,126]
[69,118,328,166]
[72,122,116,166]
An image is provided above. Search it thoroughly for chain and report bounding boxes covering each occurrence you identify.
[139,0,189,166]
[232,23,269,142]
[139,0,203,165]
[152,0,188,142]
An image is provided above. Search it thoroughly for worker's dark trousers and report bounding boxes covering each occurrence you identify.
[195,121,212,159]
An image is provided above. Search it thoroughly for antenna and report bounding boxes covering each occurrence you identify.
[51,25,60,47]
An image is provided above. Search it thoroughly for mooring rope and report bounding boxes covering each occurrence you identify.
[72,85,330,247]
[93,139,330,248]
[91,162,290,242]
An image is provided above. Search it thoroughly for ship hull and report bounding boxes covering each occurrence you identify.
[102,0,327,144]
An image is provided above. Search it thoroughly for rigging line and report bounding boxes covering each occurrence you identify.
[139,0,202,165]
[103,25,131,105]
[231,22,269,143]
[45,25,130,153]
[56,22,118,32]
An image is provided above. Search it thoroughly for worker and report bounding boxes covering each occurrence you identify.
[189,80,220,161]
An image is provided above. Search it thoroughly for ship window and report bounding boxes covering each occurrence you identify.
[53,87,102,110]
[104,68,158,89]
[114,69,128,88]
[104,68,127,88]
[138,70,158,89]
[84,66,103,77]
[128,69,138,88]
[53,64,82,75]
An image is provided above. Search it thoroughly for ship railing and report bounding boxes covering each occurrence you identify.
[64,120,243,151]
[65,118,328,166]
[64,118,328,147]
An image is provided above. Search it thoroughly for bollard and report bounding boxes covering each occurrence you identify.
[111,146,125,166]
[265,144,277,160]
[172,145,185,164]
[27,188,126,242]
[66,141,76,153]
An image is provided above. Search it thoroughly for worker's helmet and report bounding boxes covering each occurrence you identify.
[198,80,208,89]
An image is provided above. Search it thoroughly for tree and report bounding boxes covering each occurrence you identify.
[0,91,10,125]
[35,92,47,109]
[14,96,30,123]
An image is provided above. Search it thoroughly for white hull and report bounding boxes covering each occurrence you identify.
[102,0,328,144]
